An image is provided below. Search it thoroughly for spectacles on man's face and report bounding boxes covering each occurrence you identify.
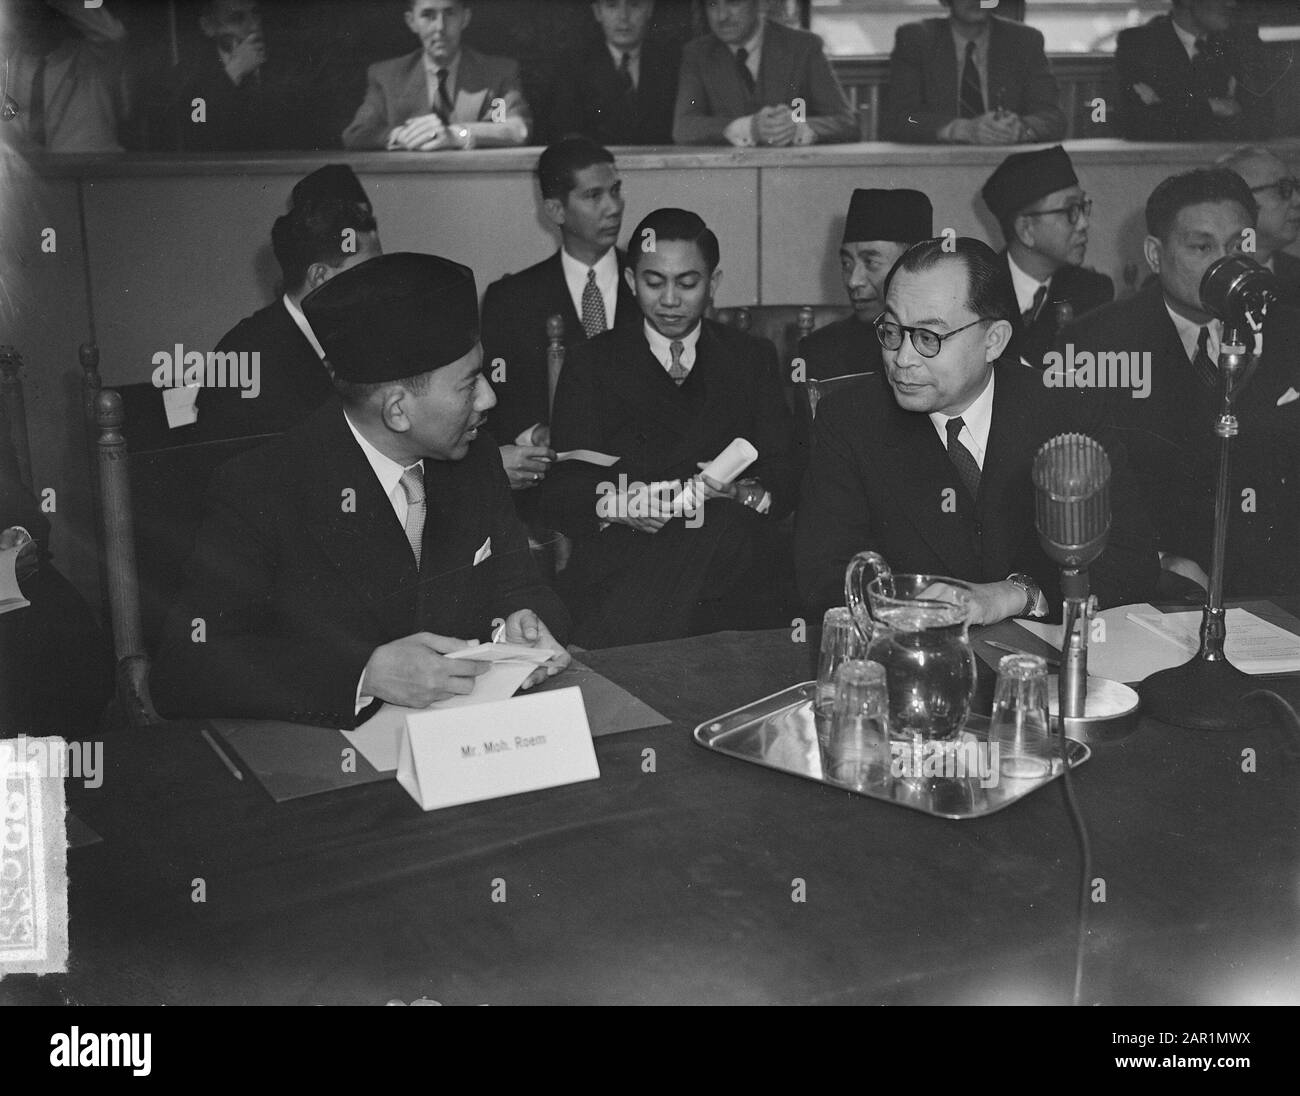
[873,315,990,358]
[1251,177,1299,201]
[1023,197,1093,226]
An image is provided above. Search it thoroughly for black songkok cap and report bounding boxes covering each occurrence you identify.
[302,253,478,383]
[981,145,1079,225]
[291,164,371,211]
[842,189,933,245]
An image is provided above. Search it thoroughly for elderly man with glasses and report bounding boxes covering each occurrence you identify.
[1217,145,1300,303]
[982,145,1115,370]
[794,236,1158,622]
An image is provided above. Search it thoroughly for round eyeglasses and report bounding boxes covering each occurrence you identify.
[1024,198,1092,226]
[1251,177,1299,202]
[873,315,991,358]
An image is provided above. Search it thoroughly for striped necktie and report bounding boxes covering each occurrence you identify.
[618,52,634,93]
[946,417,981,502]
[735,47,756,95]
[399,464,426,569]
[1023,284,1048,326]
[668,340,688,385]
[581,269,607,339]
[959,40,984,119]
[1191,326,1218,390]
[435,68,453,121]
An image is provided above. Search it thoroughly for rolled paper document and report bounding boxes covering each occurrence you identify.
[677,437,759,514]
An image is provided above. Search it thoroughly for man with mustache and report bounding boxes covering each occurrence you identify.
[982,145,1114,370]
[795,237,1157,622]
[342,0,531,150]
[152,254,569,726]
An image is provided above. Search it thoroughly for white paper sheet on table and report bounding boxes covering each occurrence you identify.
[342,644,553,772]
[0,545,31,615]
[1126,608,1300,674]
[1013,603,1187,683]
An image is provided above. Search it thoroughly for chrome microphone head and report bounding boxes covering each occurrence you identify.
[1033,433,1111,571]
[1200,255,1279,321]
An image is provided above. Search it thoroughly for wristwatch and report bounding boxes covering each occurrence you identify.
[1006,572,1047,619]
[454,125,474,150]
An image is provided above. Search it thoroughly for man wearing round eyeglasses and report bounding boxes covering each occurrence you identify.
[795,237,1158,624]
[982,146,1115,371]
[1217,146,1300,302]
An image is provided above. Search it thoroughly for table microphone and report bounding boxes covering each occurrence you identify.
[1031,434,1139,739]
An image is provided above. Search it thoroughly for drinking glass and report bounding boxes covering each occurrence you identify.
[988,653,1058,782]
[824,659,891,792]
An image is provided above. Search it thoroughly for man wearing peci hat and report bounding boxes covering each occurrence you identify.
[982,145,1114,371]
[152,253,571,728]
[799,189,934,384]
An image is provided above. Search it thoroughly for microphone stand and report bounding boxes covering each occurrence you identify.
[1140,321,1255,730]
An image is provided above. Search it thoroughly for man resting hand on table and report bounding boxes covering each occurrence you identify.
[152,253,569,728]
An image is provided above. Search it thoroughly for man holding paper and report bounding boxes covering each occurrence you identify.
[152,253,570,728]
[542,207,796,647]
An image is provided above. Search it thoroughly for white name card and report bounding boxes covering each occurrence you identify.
[396,686,599,811]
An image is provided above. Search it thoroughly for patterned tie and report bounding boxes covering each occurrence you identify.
[435,68,453,121]
[668,340,688,385]
[399,464,426,569]
[581,269,607,339]
[1191,326,1218,390]
[619,52,634,93]
[945,417,982,503]
[959,40,984,119]
[735,47,756,95]
[1023,284,1048,326]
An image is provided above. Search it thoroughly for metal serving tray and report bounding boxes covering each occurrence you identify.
[693,682,1090,820]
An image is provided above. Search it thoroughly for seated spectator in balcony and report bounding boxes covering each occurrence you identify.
[0,0,127,153]
[196,165,383,442]
[546,0,679,146]
[886,0,1065,145]
[1116,0,1275,142]
[342,0,531,151]
[673,0,857,146]
[174,0,314,151]
[1217,146,1300,301]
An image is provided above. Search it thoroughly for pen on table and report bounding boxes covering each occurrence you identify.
[982,639,1061,669]
[200,727,244,781]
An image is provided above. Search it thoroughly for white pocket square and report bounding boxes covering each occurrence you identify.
[1278,387,1299,407]
[473,537,492,566]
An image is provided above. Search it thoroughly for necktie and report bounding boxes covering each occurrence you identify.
[946,417,981,503]
[29,52,46,148]
[619,52,634,93]
[1023,284,1048,326]
[581,269,607,339]
[668,340,688,385]
[1191,326,1218,390]
[959,40,984,119]
[435,68,453,121]
[735,47,756,96]
[399,465,426,569]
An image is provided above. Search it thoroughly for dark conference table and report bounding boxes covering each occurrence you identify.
[13,622,1300,1006]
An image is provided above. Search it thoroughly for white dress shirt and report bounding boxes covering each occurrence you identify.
[423,50,462,113]
[560,247,620,333]
[1007,253,1051,319]
[644,319,701,377]
[607,42,641,90]
[282,294,327,360]
[1171,18,1201,63]
[1165,304,1223,365]
[928,369,996,469]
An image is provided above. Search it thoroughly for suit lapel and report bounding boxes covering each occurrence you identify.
[881,391,980,576]
[544,252,584,344]
[757,23,790,104]
[452,48,491,121]
[986,18,1011,110]
[397,50,430,123]
[713,35,753,113]
[931,20,959,115]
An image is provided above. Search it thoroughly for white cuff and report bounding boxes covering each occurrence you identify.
[724,116,756,146]
[793,122,816,146]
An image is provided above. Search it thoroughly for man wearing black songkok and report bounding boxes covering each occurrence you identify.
[152,253,571,727]
[981,145,1113,370]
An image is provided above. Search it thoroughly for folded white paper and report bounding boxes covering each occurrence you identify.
[556,449,619,467]
[397,686,599,811]
[0,545,31,616]
[674,437,758,515]
[1126,608,1300,674]
[162,384,200,429]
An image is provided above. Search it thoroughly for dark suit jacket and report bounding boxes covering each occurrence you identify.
[196,300,335,442]
[1006,253,1115,370]
[481,249,639,445]
[1273,250,1300,305]
[1115,15,1273,141]
[886,16,1065,143]
[175,53,315,152]
[794,364,1159,619]
[673,21,857,145]
[542,318,796,535]
[547,39,680,145]
[342,46,531,149]
[1060,283,1300,593]
[1,408,48,554]
[151,399,569,728]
